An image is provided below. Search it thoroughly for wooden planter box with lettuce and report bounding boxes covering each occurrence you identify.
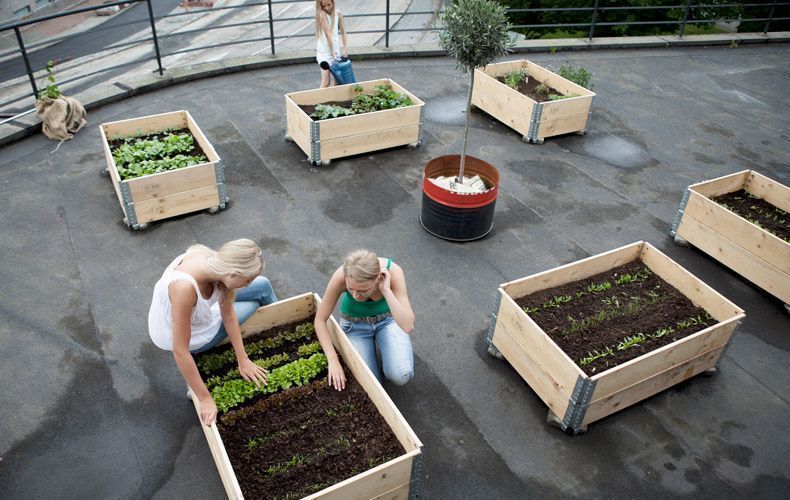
[285,79,424,166]
[189,293,423,499]
[471,59,595,144]
[100,110,227,230]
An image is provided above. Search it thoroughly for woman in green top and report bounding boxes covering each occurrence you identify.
[315,249,415,390]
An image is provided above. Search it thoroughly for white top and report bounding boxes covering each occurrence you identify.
[148,254,221,351]
[316,9,341,63]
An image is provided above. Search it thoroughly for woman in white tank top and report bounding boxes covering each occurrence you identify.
[315,0,348,87]
[148,239,277,426]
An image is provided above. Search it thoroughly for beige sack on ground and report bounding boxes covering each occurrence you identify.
[35,96,87,141]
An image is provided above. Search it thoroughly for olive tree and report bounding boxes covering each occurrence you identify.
[435,0,514,183]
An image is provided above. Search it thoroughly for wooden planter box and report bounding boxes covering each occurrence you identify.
[189,293,423,499]
[471,59,595,144]
[486,241,744,434]
[100,110,228,230]
[285,79,424,166]
[671,170,790,305]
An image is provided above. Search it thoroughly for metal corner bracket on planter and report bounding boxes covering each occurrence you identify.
[420,155,500,242]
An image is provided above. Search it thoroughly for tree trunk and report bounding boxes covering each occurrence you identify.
[458,69,475,184]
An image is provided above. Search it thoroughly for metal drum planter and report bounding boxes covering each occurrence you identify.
[420,155,500,241]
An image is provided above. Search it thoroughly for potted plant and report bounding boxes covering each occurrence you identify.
[190,293,423,499]
[487,241,745,434]
[284,79,424,166]
[671,170,790,308]
[471,60,596,143]
[34,60,87,142]
[420,0,514,241]
[99,110,228,230]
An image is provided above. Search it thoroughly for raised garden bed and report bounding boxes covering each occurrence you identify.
[285,79,424,166]
[100,110,227,230]
[671,170,790,306]
[189,293,422,499]
[471,59,595,144]
[487,241,744,434]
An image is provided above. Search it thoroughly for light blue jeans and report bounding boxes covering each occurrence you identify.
[191,276,278,353]
[339,316,414,386]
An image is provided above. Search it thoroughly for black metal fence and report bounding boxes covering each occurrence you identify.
[0,0,787,121]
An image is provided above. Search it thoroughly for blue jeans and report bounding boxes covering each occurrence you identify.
[191,276,277,353]
[339,316,414,386]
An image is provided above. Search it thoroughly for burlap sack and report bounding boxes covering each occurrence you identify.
[35,96,87,141]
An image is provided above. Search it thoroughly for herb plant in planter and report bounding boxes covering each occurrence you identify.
[671,170,790,307]
[99,110,227,230]
[472,59,595,144]
[285,79,424,166]
[190,293,423,499]
[420,0,514,241]
[487,241,744,433]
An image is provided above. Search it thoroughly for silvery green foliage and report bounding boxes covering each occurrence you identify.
[435,0,515,72]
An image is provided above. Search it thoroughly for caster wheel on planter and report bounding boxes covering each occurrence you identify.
[208,206,220,214]
[486,343,504,359]
[575,129,587,136]
[284,133,294,143]
[407,141,422,150]
[673,234,689,246]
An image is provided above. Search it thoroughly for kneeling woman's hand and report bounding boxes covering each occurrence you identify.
[328,359,346,391]
[238,357,268,387]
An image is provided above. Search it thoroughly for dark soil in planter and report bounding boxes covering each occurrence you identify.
[515,261,717,376]
[195,319,403,498]
[495,76,564,103]
[108,127,207,160]
[712,189,790,242]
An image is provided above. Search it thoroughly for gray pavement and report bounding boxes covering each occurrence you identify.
[1,42,789,499]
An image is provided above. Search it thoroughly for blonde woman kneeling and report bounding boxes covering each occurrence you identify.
[315,249,414,390]
[148,239,278,425]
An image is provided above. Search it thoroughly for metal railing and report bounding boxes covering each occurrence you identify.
[0,0,787,123]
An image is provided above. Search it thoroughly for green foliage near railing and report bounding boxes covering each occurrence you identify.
[212,353,328,413]
[196,323,315,375]
[37,60,62,100]
[112,131,207,180]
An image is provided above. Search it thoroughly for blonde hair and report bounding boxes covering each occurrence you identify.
[187,239,264,303]
[343,249,379,282]
[315,0,336,38]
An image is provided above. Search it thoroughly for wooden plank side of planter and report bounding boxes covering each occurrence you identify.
[101,110,188,139]
[319,125,420,161]
[581,344,726,426]
[491,291,583,418]
[639,243,745,321]
[682,190,790,275]
[746,170,790,211]
[125,162,218,203]
[319,105,421,141]
[534,109,592,141]
[590,316,741,397]
[99,123,125,216]
[500,241,644,299]
[472,67,535,138]
[688,170,750,199]
[189,391,244,500]
[185,111,220,163]
[675,214,790,304]
[238,293,316,336]
[132,185,221,225]
[285,95,313,159]
[307,450,418,500]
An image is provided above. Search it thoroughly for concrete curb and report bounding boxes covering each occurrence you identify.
[2,32,788,147]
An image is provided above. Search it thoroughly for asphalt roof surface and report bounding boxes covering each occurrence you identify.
[1,44,789,499]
